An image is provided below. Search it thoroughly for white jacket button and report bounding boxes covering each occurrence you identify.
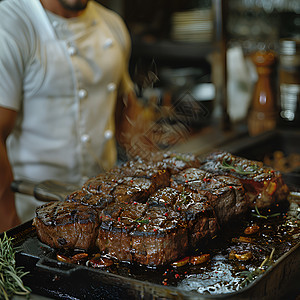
[103,38,113,49]
[68,46,77,56]
[81,134,90,143]
[104,130,113,140]
[78,89,87,99]
[107,83,116,92]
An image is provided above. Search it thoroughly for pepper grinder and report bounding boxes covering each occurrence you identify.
[248,51,277,136]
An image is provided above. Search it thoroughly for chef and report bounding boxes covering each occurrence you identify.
[0,0,145,232]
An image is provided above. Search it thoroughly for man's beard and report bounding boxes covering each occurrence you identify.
[57,0,89,11]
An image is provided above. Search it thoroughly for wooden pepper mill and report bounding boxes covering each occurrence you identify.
[248,51,277,136]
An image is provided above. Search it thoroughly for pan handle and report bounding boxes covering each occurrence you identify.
[36,257,79,275]
[11,180,35,197]
[11,180,80,202]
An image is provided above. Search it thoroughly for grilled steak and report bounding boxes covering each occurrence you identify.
[142,151,201,174]
[96,187,218,265]
[170,168,248,224]
[97,187,218,265]
[33,201,99,250]
[66,190,114,209]
[82,173,124,195]
[84,163,171,199]
[97,200,185,266]
[33,151,289,266]
[199,151,289,208]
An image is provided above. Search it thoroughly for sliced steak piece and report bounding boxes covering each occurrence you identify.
[33,201,99,250]
[111,160,171,191]
[97,187,217,266]
[97,200,185,266]
[171,168,248,224]
[142,187,219,259]
[199,151,290,208]
[96,202,147,262]
[130,205,187,266]
[111,177,154,204]
[82,173,124,195]
[145,151,201,174]
[112,158,166,177]
[86,162,171,203]
[171,189,219,249]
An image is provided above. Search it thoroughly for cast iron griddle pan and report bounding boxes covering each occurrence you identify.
[3,220,299,300]
[2,128,300,299]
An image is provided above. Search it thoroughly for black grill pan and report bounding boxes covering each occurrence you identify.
[2,128,300,299]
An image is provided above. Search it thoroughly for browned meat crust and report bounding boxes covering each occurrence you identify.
[199,151,290,208]
[171,168,249,224]
[96,187,218,265]
[33,151,289,266]
[33,201,99,250]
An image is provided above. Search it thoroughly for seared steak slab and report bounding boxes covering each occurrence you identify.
[171,168,248,223]
[199,151,289,208]
[96,186,218,265]
[66,190,114,209]
[33,201,99,250]
[33,151,289,266]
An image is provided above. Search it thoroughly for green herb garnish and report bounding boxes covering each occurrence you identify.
[252,206,281,219]
[123,217,149,224]
[174,155,190,163]
[134,218,150,224]
[0,233,31,300]
[219,158,259,175]
[239,248,275,287]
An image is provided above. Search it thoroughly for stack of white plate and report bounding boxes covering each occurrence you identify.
[171,9,213,43]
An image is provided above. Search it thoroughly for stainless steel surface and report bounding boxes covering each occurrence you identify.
[11,180,80,202]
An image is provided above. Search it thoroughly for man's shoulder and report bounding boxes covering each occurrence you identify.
[0,0,29,16]
[0,0,33,30]
[90,1,130,50]
[90,1,125,25]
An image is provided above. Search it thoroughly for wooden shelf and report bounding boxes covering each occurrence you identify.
[131,37,215,63]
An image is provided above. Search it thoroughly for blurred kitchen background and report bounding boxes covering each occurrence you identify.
[99,0,300,153]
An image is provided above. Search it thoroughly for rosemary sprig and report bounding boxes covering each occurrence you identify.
[122,217,149,224]
[219,158,259,175]
[252,206,281,219]
[239,248,275,287]
[134,218,150,224]
[0,233,31,300]
[174,155,190,163]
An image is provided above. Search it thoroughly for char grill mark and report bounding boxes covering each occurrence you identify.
[97,201,148,262]
[111,160,171,191]
[147,186,179,207]
[144,151,201,174]
[131,205,187,266]
[199,151,290,208]
[82,173,124,195]
[33,201,99,250]
[98,187,218,266]
[66,190,114,209]
[111,177,154,204]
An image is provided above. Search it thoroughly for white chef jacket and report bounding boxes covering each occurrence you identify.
[0,0,133,221]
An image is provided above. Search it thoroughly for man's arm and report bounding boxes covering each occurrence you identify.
[0,106,20,233]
